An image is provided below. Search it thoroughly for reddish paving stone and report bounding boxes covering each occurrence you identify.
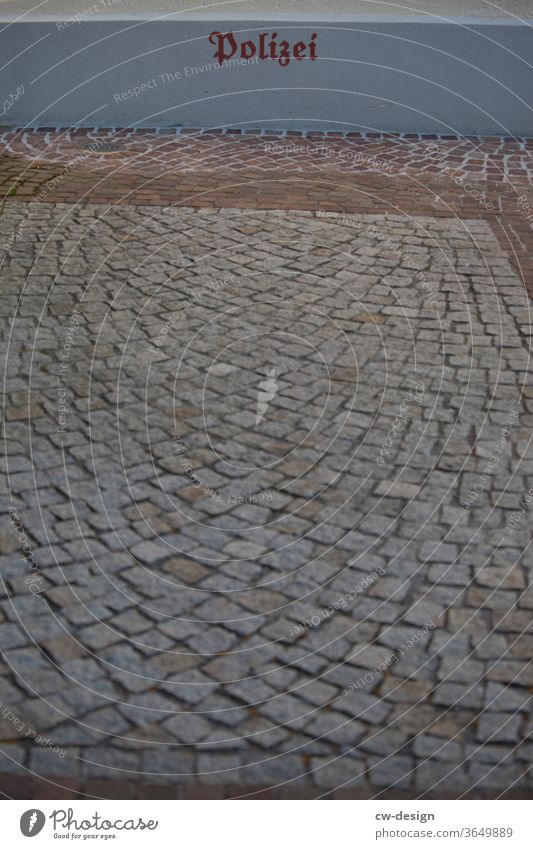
[1,127,532,183]
[1,137,532,299]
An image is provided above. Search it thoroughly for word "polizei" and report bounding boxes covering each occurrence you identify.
[209,31,318,67]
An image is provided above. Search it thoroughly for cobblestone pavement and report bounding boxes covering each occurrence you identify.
[1,194,532,800]
[1,127,532,183]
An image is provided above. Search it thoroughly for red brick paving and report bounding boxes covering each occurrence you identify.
[2,128,533,183]
[2,129,533,300]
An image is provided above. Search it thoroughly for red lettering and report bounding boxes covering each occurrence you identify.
[209,31,238,63]
[208,30,318,67]
[293,41,307,60]
[258,32,268,60]
[240,39,257,60]
[278,40,290,67]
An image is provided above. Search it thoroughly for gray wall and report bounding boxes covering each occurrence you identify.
[1,16,532,134]
[2,1,533,18]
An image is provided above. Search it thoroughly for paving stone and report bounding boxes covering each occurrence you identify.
[82,707,131,736]
[224,541,267,560]
[240,754,305,784]
[131,541,169,564]
[359,728,409,756]
[225,678,278,705]
[140,748,195,777]
[369,755,413,790]
[0,743,27,773]
[294,678,338,708]
[414,761,470,793]
[201,728,248,750]
[187,627,238,656]
[476,712,522,744]
[112,610,153,636]
[466,762,526,792]
[433,682,485,710]
[306,712,365,746]
[80,747,141,776]
[259,694,311,731]
[29,746,79,778]
[375,481,421,499]
[198,694,249,728]
[311,755,366,788]
[62,681,120,714]
[413,734,463,762]
[0,624,28,650]
[160,669,219,705]
[162,713,212,744]
[334,691,391,724]
[78,623,123,651]
[238,717,290,749]
[484,683,531,713]
[197,753,242,783]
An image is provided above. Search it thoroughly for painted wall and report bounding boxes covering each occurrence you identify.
[1,10,532,134]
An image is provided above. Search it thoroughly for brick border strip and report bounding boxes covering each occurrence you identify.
[9,128,533,144]
[2,163,532,299]
[1,772,531,801]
